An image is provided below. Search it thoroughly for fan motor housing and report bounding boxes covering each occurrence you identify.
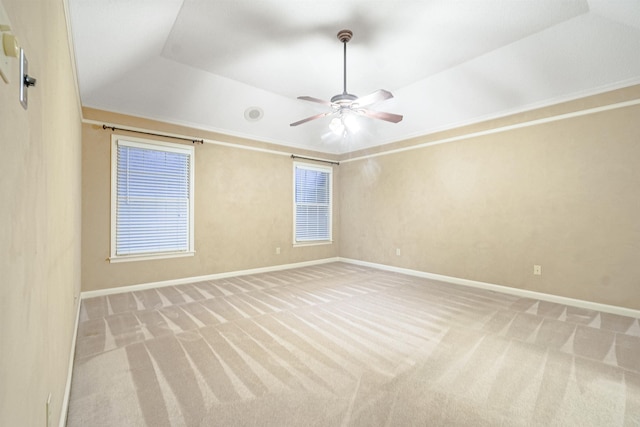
[331,93,357,104]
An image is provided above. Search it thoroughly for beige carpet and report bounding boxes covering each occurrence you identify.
[67,262,640,426]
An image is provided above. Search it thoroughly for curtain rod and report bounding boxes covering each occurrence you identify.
[291,154,339,166]
[101,124,338,163]
[102,124,204,144]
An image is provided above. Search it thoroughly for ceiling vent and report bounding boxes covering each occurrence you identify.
[244,106,264,122]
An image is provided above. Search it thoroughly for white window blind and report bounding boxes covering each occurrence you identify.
[112,138,194,260]
[294,163,332,243]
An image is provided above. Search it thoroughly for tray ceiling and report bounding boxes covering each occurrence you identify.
[68,0,640,154]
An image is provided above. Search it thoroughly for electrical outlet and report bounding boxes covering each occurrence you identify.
[396,248,401,256]
[533,265,542,275]
[275,247,280,255]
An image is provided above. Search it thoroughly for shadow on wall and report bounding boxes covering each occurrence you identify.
[360,159,381,186]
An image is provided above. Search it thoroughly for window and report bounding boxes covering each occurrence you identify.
[293,162,332,244]
[110,136,195,262]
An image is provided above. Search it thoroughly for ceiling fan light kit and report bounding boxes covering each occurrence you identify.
[290,29,403,131]
[329,117,345,134]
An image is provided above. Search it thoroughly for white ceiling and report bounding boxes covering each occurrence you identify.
[68,0,640,154]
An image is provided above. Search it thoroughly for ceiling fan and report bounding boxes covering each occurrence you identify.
[290,29,403,129]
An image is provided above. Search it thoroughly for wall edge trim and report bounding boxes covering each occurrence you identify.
[340,98,640,163]
[338,258,640,319]
[61,0,83,115]
[80,257,340,299]
[58,297,81,427]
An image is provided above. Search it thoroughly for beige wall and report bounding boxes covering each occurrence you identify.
[340,88,640,310]
[82,88,640,312]
[0,2,637,424]
[0,0,82,425]
[81,111,340,292]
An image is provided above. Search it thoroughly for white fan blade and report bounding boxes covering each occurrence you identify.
[361,109,403,123]
[353,89,393,108]
[297,96,333,107]
[290,111,334,126]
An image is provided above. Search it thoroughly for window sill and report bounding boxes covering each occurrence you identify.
[108,251,195,264]
[293,240,333,248]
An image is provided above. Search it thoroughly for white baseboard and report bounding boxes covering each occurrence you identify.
[80,255,640,319]
[339,257,640,319]
[59,294,81,427]
[81,257,340,299]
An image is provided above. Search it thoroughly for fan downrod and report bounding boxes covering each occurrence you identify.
[334,29,355,101]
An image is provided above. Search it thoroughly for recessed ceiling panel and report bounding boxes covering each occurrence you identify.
[162,0,590,99]
[68,0,640,154]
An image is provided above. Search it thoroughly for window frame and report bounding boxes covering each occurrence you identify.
[109,135,195,263]
[292,161,333,246]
